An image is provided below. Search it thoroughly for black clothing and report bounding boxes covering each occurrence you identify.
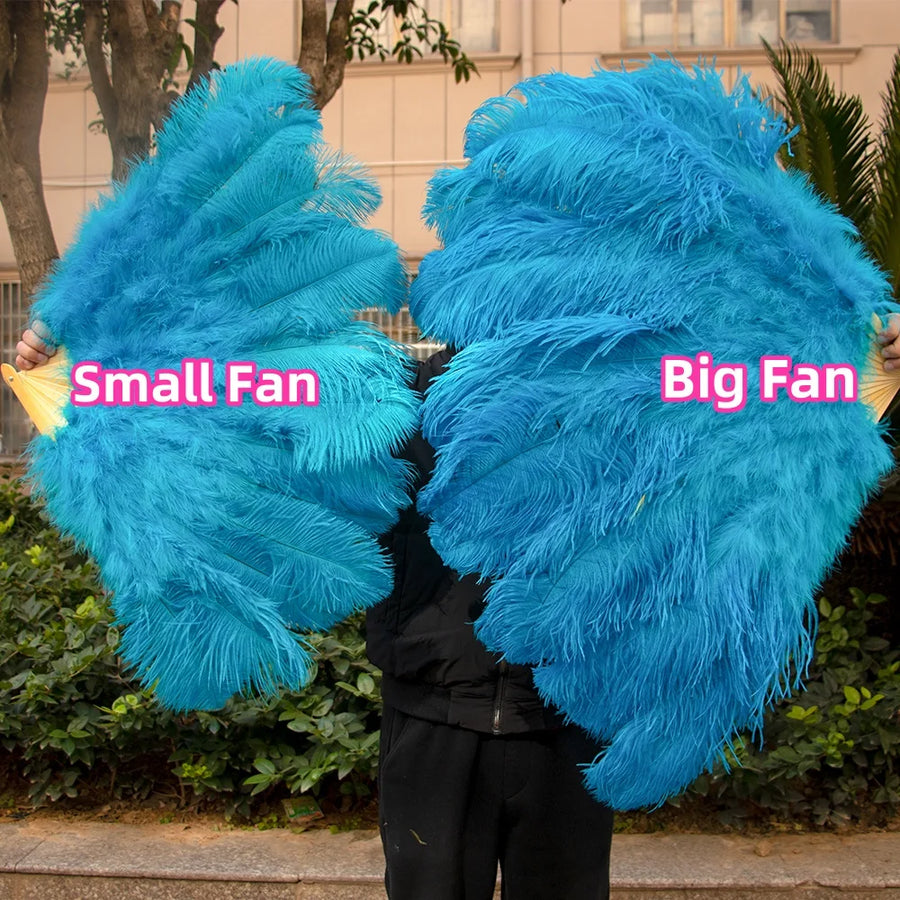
[368,349,613,900]
[366,349,561,734]
[378,706,613,900]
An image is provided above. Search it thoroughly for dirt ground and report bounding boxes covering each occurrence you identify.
[1,790,897,838]
[0,783,381,835]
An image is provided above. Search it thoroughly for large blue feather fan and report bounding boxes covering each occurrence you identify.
[410,60,898,809]
[27,58,419,710]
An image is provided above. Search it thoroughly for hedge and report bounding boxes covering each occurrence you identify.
[0,473,897,826]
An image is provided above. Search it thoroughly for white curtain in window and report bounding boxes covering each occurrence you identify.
[786,0,832,42]
[626,0,833,47]
[453,0,498,52]
[627,0,674,46]
[626,0,723,47]
[424,0,498,52]
[736,0,780,44]
[679,0,724,45]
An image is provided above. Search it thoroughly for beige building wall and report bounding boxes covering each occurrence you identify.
[3,0,899,273]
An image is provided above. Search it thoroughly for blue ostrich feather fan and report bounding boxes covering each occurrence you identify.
[19,57,419,711]
[410,60,898,809]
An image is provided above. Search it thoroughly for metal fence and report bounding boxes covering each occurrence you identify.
[0,280,33,458]
[357,306,444,360]
[0,282,440,457]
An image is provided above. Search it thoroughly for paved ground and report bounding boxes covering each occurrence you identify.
[0,820,898,898]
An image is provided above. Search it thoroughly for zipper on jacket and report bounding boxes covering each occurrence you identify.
[492,660,509,734]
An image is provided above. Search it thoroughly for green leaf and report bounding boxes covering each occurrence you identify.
[860,693,886,711]
[843,686,861,706]
[770,745,802,764]
[242,773,274,786]
[253,758,277,776]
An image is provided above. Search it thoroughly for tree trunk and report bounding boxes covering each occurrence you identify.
[0,135,58,301]
[299,0,354,109]
[0,0,59,299]
[85,0,182,183]
[107,1,180,181]
[188,0,227,90]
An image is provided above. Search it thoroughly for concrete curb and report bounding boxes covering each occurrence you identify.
[0,821,898,898]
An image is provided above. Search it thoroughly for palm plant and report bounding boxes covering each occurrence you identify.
[763,39,900,301]
[762,41,900,600]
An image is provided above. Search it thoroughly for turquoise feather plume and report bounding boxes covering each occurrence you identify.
[411,60,897,809]
[26,57,418,711]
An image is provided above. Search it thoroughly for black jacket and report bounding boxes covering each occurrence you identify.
[366,349,562,734]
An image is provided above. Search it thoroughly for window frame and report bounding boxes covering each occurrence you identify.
[349,0,500,62]
[621,0,839,50]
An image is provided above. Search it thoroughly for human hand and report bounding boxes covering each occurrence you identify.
[15,322,57,371]
[878,314,900,372]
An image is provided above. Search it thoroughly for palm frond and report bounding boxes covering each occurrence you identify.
[762,39,874,234]
[869,49,900,299]
[762,38,813,170]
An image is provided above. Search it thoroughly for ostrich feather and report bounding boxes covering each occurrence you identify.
[411,61,898,809]
[22,57,418,711]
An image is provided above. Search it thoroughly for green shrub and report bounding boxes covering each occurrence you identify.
[0,475,382,818]
[684,588,900,826]
[1,472,898,827]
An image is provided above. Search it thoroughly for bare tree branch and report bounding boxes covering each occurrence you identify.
[105,0,182,180]
[299,0,327,100]
[158,0,182,38]
[149,0,186,127]
[318,0,353,109]
[6,0,49,180]
[121,0,151,45]
[83,0,118,136]
[188,0,226,90]
[0,2,12,88]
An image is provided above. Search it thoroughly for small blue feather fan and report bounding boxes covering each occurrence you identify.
[5,57,418,711]
[410,60,899,809]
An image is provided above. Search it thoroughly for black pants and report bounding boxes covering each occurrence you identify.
[377,706,614,900]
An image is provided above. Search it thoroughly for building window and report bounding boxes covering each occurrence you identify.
[625,0,836,48]
[626,0,723,47]
[350,0,499,58]
[441,0,499,53]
